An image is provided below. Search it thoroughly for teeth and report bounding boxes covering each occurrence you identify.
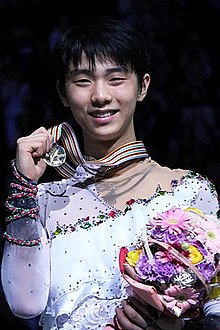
[92,111,115,118]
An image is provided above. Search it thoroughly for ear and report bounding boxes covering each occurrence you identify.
[56,80,69,107]
[137,74,150,102]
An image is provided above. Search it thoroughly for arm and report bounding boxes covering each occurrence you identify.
[1,127,53,318]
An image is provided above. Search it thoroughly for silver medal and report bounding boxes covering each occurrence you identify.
[44,143,66,167]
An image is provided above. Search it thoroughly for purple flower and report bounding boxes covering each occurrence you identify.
[157,261,177,282]
[151,227,186,244]
[135,255,177,282]
[120,206,220,317]
[196,261,216,281]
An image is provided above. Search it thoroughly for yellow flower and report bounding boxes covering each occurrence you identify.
[185,207,204,217]
[210,287,220,299]
[187,245,203,264]
[210,275,220,299]
[126,249,142,267]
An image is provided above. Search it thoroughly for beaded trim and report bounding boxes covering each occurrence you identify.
[51,171,219,238]
[11,159,38,189]
[3,160,41,246]
[5,205,39,223]
[5,189,39,223]
[10,182,37,194]
[51,199,138,238]
[3,232,41,246]
[52,210,119,238]
[6,160,39,220]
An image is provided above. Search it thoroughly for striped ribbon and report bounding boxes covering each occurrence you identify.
[48,122,149,178]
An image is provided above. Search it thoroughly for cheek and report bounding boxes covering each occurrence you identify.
[67,94,87,123]
[65,87,90,107]
[116,86,139,104]
[118,93,138,109]
[69,108,86,130]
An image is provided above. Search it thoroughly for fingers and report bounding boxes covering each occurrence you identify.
[127,296,159,320]
[29,126,50,137]
[30,127,54,153]
[115,297,184,330]
[116,301,146,330]
[124,263,140,281]
[16,127,53,158]
[116,299,158,330]
[15,127,53,180]
[156,313,184,330]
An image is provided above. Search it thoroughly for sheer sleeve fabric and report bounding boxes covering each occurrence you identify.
[1,168,51,319]
[1,225,50,318]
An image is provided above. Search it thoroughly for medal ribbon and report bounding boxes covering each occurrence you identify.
[48,122,149,178]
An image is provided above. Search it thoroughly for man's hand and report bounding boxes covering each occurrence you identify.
[16,127,53,181]
[115,296,184,330]
[115,261,185,330]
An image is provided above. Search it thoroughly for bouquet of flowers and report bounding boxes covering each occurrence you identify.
[119,206,220,317]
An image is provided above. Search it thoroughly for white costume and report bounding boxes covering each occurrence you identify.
[1,152,219,329]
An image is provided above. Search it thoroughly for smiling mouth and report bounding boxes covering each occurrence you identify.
[90,110,118,118]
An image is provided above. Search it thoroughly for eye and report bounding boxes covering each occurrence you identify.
[109,76,126,85]
[74,78,92,86]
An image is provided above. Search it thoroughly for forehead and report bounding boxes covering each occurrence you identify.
[68,52,131,72]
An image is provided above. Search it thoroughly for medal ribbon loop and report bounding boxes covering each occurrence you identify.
[48,122,149,178]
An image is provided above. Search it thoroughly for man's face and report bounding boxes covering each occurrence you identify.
[59,57,150,148]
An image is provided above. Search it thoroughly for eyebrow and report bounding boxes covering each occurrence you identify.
[68,66,129,77]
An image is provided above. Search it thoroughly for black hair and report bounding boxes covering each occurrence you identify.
[51,16,150,95]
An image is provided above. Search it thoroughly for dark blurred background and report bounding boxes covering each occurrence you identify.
[0,0,219,328]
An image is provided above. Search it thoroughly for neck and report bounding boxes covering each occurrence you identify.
[83,135,137,160]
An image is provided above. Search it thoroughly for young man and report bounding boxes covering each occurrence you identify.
[1,17,220,329]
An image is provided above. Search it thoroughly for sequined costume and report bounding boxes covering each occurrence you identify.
[1,156,220,329]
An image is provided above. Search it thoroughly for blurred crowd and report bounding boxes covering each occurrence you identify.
[0,0,219,328]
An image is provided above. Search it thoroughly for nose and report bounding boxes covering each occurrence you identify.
[91,82,112,107]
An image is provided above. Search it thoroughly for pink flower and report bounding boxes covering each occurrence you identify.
[154,250,174,264]
[161,285,200,317]
[194,215,220,253]
[151,206,191,235]
[119,205,220,317]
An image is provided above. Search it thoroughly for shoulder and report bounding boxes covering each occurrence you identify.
[149,160,219,213]
[151,159,217,193]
